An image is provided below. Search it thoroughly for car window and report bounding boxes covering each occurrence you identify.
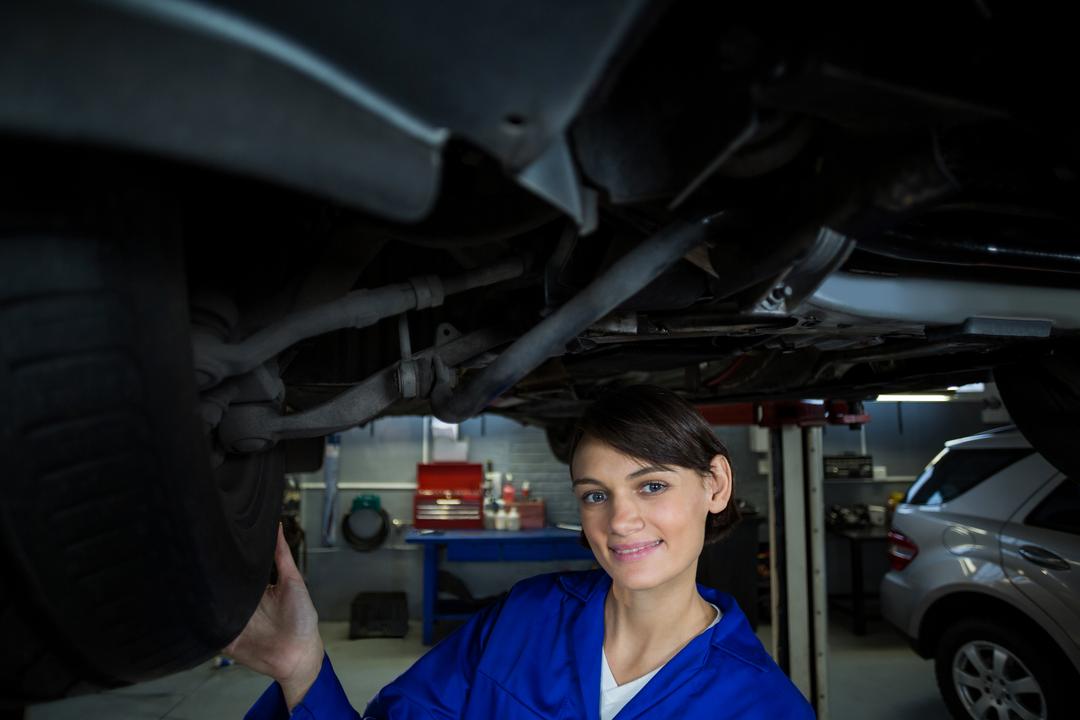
[1026,478,1080,535]
[906,448,1034,506]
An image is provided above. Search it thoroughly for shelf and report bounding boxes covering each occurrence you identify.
[824,476,916,484]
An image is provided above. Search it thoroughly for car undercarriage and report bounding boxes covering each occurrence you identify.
[3,0,1080,702]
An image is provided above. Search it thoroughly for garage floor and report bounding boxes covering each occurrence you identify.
[27,616,948,719]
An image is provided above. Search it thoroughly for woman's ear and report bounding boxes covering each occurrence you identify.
[705,454,733,514]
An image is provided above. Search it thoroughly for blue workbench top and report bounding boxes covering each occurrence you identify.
[407,526,594,643]
[405,527,584,543]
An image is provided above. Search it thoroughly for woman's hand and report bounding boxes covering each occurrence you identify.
[224,525,325,710]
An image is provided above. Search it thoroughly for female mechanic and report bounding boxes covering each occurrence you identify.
[232,385,814,719]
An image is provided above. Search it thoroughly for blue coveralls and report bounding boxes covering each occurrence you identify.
[246,569,815,719]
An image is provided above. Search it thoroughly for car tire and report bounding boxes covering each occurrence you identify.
[995,350,1080,479]
[0,229,284,704]
[934,616,1068,720]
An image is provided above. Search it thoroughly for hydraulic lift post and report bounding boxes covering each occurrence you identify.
[770,422,824,714]
[698,399,868,720]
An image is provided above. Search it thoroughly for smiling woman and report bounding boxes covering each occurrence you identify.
[568,386,749,710]
[571,388,736,593]
[236,386,812,719]
[569,383,741,539]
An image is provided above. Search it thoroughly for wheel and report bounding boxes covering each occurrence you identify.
[996,349,1080,479]
[0,224,284,704]
[934,616,1068,720]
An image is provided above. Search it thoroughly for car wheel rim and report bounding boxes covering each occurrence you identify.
[952,640,1046,720]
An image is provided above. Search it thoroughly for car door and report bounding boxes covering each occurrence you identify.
[1000,474,1080,644]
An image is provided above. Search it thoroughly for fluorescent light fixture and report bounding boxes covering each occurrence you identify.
[946,382,986,394]
[875,394,951,402]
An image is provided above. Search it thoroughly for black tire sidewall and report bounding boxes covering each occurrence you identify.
[995,350,1080,479]
[0,225,282,697]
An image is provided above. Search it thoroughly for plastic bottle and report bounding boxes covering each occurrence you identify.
[521,480,531,500]
[482,459,494,497]
[507,506,521,532]
[501,473,516,504]
[495,507,508,530]
[484,461,501,504]
[885,491,905,528]
[483,505,496,530]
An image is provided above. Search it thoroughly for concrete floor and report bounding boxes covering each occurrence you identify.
[825,617,950,720]
[27,615,949,719]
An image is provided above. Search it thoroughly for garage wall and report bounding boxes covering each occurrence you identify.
[458,415,579,525]
[296,417,425,622]
[714,426,770,515]
[823,400,994,478]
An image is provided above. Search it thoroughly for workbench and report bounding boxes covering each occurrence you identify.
[405,528,595,644]
[827,526,891,635]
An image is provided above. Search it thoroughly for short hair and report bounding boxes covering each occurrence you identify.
[569,385,741,545]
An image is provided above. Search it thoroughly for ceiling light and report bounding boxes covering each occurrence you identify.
[946,382,986,394]
[875,394,952,402]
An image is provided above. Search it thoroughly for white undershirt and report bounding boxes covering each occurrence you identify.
[599,603,721,720]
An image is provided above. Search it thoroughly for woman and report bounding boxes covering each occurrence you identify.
[233,385,814,719]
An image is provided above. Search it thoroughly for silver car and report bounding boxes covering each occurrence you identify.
[881,427,1080,720]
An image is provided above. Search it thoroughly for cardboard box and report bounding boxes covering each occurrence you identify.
[508,500,546,530]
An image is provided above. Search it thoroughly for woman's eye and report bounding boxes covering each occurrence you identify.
[581,491,606,504]
[641,481,667,494]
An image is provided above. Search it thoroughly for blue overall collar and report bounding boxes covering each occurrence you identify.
[560,569,772,720]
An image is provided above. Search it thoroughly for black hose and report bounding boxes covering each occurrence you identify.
[442,255,531,295]
[342,507,390,552]
[430,216,718,422]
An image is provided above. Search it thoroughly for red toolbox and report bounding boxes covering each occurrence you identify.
[413,462,484,529]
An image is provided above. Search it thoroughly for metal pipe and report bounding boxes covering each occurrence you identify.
[430,216,718,423]
[398,314,413,359]
[218,363,402,452]
[194,255,526,389]
[857,230,1080,274]
[421,416,430,465]
[216,324,517,452]
[442,255,531,295]
[299,481,417,491]
[321,433,341,547]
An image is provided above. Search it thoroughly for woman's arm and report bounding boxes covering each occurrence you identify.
[361,597,503,719]
[227,526,347,716]
[245,653,361,720]
[229,525,503,719]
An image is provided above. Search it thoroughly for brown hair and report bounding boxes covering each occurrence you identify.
[569,385,741,545]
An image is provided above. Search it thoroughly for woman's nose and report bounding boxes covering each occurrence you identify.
[609,495,645,535]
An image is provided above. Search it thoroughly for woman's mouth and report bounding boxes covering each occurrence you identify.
[609,540,663,562]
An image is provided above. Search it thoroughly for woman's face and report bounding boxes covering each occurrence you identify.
[570,436,732,593]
